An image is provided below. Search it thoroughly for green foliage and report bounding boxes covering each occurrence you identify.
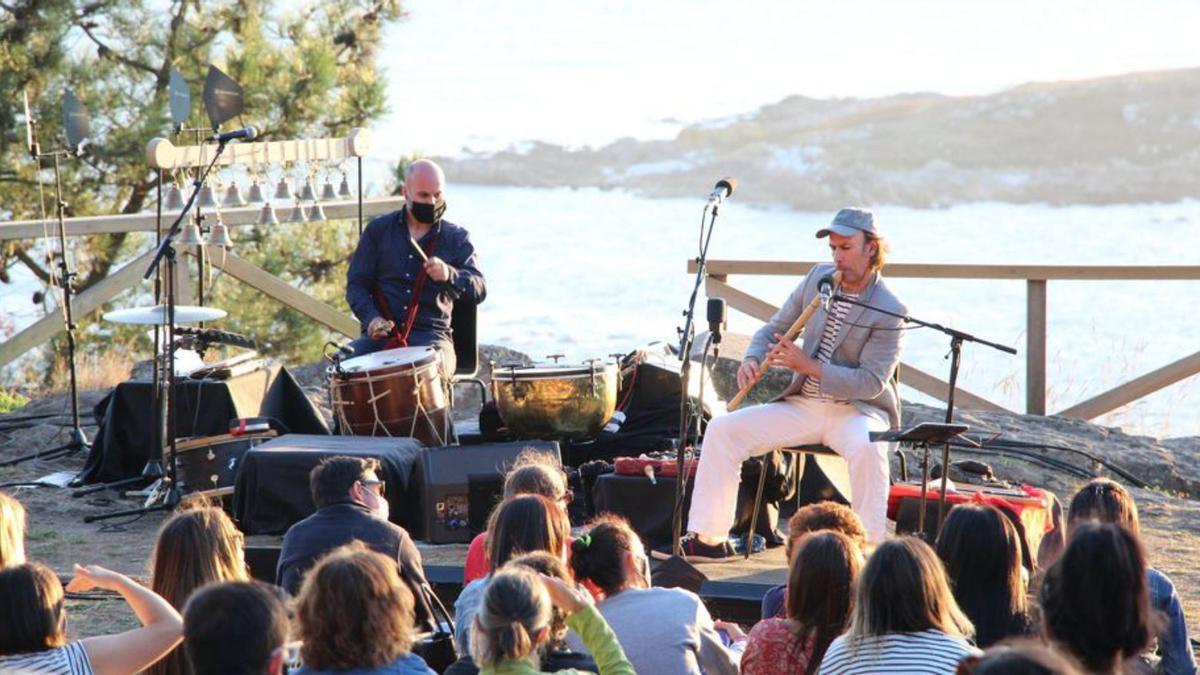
[0,0,407,374]
[0,389,29,413]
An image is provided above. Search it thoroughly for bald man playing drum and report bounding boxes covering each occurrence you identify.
[345,159,487,377]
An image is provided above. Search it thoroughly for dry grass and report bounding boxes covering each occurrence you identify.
[41,350,133,398]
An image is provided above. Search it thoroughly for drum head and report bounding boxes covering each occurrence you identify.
[340,346,437,373]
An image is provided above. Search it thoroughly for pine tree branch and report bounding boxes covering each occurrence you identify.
[77,21,158,75]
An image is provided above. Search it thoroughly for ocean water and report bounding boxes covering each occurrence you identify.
[4,187,1198,437]
[449,187,1200,438]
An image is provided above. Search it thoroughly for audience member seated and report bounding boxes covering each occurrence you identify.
[183,580,290,675]
[470,567,634,675]
[1066,478,1196,675]
[276,456,432,629]
[762,501,868,619]
[293,543,434,674]
[0,490,25,568]
[149,505,250,675]
[464,451,572,584]
[958,640,1084,675]
[1039,522,1154,675]
[0,562,182,675]
[454,494,570,655]
[742,531,862,675]
[818,536,980,674]
[935,504,1034,648]
[445,551,598,675]
[566,514,740,675]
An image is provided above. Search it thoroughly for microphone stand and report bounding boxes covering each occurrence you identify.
[85,139,231,523]
[2,125,90,466]
[830,291,1016,537]
[670,198,723,556]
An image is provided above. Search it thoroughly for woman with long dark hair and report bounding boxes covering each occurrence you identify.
[1065,478,1194,674]
[935,504,1032,648]
[742,531,862,675]
[818,536,978,674]
[1040,522,1155,674]
[148,506,250,675]
[0,562,182,675]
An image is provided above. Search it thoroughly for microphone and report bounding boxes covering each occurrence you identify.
[706,297,727,345]
[817,274,835,311]
[206,126,258,144]
[706,176,737,205]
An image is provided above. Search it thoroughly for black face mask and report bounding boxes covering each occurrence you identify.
[409,199,446,225]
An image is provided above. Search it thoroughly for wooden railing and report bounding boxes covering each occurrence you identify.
[689,259,1200,420]
[0,197,405,370]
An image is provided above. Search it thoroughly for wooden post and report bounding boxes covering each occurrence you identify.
[1026,279,1047,415]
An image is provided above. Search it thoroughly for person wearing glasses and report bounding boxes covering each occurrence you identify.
[276,456,433,630]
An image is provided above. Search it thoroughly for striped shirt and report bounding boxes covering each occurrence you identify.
[818,630,980,675]
[0,641,95,675]
[800,290,859,399]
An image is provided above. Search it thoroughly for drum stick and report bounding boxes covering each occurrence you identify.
[726,271,841,411]
[409,236,429,262]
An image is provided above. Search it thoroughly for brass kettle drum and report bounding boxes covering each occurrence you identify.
[493,360,618,440]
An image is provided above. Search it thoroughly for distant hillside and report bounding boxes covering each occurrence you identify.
[437,68,1200,208]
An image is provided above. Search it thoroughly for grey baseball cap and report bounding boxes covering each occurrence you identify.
[816,207,877,238]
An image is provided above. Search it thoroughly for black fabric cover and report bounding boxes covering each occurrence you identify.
[80,364,327,484]
[233,434,423,535]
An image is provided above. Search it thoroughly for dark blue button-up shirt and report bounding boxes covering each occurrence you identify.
[346,208,486,346]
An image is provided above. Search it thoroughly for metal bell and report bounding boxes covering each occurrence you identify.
[208,219,233,247]
[246,181,265,204]
[197,184,217,208]
[165,183,185,210]
[177,221,205,246]
[257,202,279,225]
[287,202,308,223]
[222,183,246,207]
[338,174,353,198]
[299,179,317,202]
[307,202,327,221]
[273,177,293,200]
[320,179,338,201]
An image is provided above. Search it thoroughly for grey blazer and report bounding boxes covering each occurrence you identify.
[746,262,907,428]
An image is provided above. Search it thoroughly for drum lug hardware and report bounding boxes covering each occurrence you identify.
[546,354,564,364]
[206,449,215,461]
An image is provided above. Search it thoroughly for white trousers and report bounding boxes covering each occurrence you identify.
[687,396,891,544]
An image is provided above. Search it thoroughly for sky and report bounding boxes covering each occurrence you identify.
[374,0,1199,156]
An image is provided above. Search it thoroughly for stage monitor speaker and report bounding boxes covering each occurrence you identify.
[412,440,560,543]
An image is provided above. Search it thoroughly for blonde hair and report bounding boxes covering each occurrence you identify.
[0,492,26,569]
[470,568,552,668]
[865,232,889,272]
[503,450,567,500]
[849,537,973,642]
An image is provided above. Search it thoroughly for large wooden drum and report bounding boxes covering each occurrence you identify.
[328,346,451,447]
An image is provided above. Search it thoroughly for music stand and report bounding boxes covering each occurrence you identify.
[874,422,971,538]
